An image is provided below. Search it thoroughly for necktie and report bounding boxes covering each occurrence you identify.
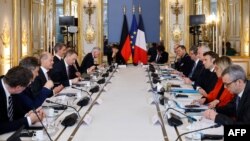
[188,62,197,78]
[8,96,14,121]
[67,66,70,78]
[47,72,51,80]
[236,96,240,112]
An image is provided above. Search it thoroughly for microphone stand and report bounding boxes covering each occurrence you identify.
[45,100,81,118]
[175,124,221,141]
[71,86,92,97]
[164,107,197,123]
[32,109,53,141]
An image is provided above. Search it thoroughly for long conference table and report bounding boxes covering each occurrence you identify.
[0,65,223,141]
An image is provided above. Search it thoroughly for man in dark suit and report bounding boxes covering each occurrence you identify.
[155,45,169,64]
[53,43,67,64]
[32,52,63,97]
[50,49,80,87]
[0,66,45,134]
[107,44,124,65]
[183,46,204,83]
[194,51,218,97]
[204,65,250,125]
[174,45,194,76]
[147,43,158,63]
[12,57,54,118]
[80,47,101,74]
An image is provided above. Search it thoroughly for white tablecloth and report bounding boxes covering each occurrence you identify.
[69,66,164,141]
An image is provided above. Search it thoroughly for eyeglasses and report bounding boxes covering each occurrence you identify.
[223,79,238,87]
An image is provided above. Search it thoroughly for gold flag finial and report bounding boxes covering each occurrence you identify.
[123,5,126,15]
[132,5,135,14]
[138,5,142,14]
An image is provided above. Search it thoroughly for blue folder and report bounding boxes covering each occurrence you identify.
[170,88,198,94]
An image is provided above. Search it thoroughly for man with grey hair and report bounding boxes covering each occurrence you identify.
[50,49,80,86]
[80,47,101,74]
[203,65,250,125]
[32,52,63,97]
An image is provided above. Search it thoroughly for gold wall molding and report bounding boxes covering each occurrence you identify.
[13,0,21,66]
[97,0,103,63]
[230,56,250,76]
[64,0,71,16]
[77,0,84,61]
[31,0,46,57]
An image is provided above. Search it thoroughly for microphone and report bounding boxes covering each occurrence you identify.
[89,85,100,93]
[165,112,183,126]
[175,124,221,141]
[102,72,109,77]
[156,83,165,95]
[165,107,197,123]
[71,86,90,107]
[149,66,155,72]
[45,100,80,118]
[107,66,113,72]
[97,78,106,85]
[61,113,78,127]
[32,109,53,141]
[152,78,161,84]
[151,72,158,78]
[71,86,91,96]
[159,96,169,105]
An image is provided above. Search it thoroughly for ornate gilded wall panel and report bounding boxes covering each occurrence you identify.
[227,0,241,54]
[0,0,13,74]
[31,0,45,57]
[21,0,31,57]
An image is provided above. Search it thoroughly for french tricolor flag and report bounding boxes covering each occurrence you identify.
[133,14,148,65]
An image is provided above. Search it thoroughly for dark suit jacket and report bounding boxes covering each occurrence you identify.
[147,47,157,63]
[80,53,94,73]
[53,56,62,65]
[50,61,76,87]
[0,77,29,134]
[175,53,194,76]
[107,51,125,65]
[156,51,169,64]
[194,68,218,94]
[189,60,204,82]
[31,68,48,98]
[12,86,52,119]
[215,81,250,125]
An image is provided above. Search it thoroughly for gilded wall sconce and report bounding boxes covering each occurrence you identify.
[0,22,11,74]
[22,25,28,56]
[84,0,96,43]
[171,0,183,43]
[1,23,10,47]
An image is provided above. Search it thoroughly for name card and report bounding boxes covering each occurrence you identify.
[152,114,162,125]
[76,92,82,98]
[82,114,92,125]
[95,98,103,105]
[103,86,108,92]
[118,65,126,68]
[148,97,156,105]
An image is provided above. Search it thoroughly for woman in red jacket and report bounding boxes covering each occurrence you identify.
[193,56,235,108]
